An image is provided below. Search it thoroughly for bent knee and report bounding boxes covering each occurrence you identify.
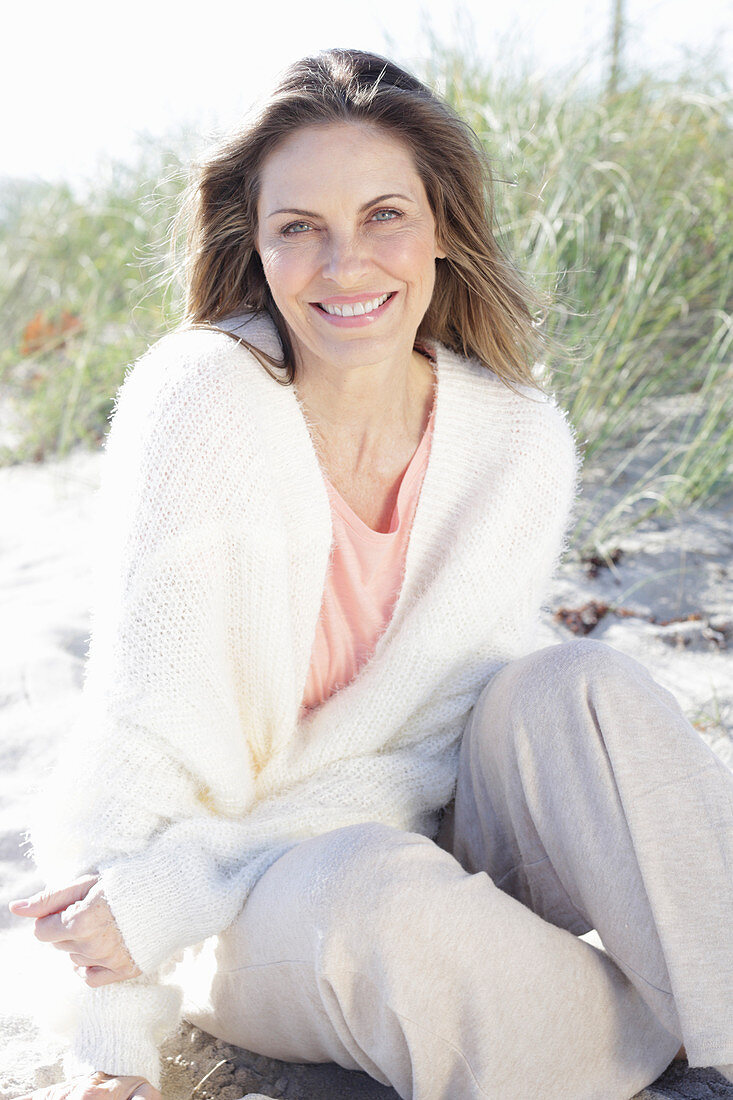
[523,638,631,686]
[467,639,640,762]
[485,639,633,712]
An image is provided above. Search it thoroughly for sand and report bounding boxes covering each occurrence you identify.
[0,446,731,1099]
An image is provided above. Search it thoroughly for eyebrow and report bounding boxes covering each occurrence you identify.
[266,193,416,218]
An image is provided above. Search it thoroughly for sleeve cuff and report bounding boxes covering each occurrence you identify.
[99,842,213,975]
[63,981,181,1089]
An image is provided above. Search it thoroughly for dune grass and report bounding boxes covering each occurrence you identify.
[1,54,731,552]
[424,46,733,548]
[0,146,185,462]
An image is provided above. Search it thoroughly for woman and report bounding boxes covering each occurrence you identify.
[10,49,732,1100]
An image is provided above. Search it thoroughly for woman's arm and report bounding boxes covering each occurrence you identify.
[21,332,251,1083]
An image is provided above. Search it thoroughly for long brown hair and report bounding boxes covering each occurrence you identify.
[176,48,543,388]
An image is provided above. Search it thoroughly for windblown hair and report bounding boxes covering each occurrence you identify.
[177,48,543,388]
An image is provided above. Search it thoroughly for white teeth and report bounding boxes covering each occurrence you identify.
[320,293,390,317]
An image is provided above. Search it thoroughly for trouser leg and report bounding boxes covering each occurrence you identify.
[183,820,679,1100]
[451,638,733,1071]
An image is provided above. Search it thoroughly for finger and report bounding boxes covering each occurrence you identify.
[68,950,109,967]
[98,1077,160,1100]
[126,1084,160,1100]
[49,931,120,967]
[49,933,94,948]
[49,891,118,943]
[36,907,101,945]
[80,965,128,988]
[51,938,87,954]
[33,912,70,943]
[10,875,98,917]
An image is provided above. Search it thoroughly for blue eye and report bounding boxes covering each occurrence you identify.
[372,209,400,222]
[282,221,311,235]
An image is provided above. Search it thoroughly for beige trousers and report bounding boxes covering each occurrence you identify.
[183,640,733,1100]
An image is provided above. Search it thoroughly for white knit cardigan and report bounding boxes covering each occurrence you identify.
[31,313,578,1086]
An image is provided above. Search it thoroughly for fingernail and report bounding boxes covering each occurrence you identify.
[9,899,29,911]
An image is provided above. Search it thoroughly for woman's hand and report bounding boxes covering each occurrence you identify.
[8,875,142,987]
[15,1072,159,1100]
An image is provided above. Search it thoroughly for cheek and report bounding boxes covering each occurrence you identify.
[260,267,308,343]
[259,246,309,300]
[383,233,440,284]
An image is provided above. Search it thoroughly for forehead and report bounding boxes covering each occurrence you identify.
[257,123,425,208]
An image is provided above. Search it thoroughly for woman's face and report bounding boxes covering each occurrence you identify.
[255,122,445,376]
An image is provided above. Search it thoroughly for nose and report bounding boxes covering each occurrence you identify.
[320,230,371,286]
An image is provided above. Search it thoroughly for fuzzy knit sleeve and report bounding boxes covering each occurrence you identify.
[26,330,285,1084]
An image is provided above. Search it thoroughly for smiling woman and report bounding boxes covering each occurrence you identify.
[11,46,733,1100]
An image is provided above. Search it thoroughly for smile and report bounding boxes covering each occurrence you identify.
[315,293,394,317]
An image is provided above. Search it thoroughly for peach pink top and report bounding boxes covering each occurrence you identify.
[301,400,436,712]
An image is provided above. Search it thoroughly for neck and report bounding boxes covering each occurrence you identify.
[294,347,435,453]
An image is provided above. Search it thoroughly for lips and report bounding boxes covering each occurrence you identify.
[315,292,394,317]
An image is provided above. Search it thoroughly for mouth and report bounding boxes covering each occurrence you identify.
[313,292,395,318]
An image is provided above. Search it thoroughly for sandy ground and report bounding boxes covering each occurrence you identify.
[0,446,731,1100]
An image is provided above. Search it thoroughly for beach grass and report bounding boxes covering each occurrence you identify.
[424,43,733,548]
[1,53,731,552]
[0,145,185,461]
